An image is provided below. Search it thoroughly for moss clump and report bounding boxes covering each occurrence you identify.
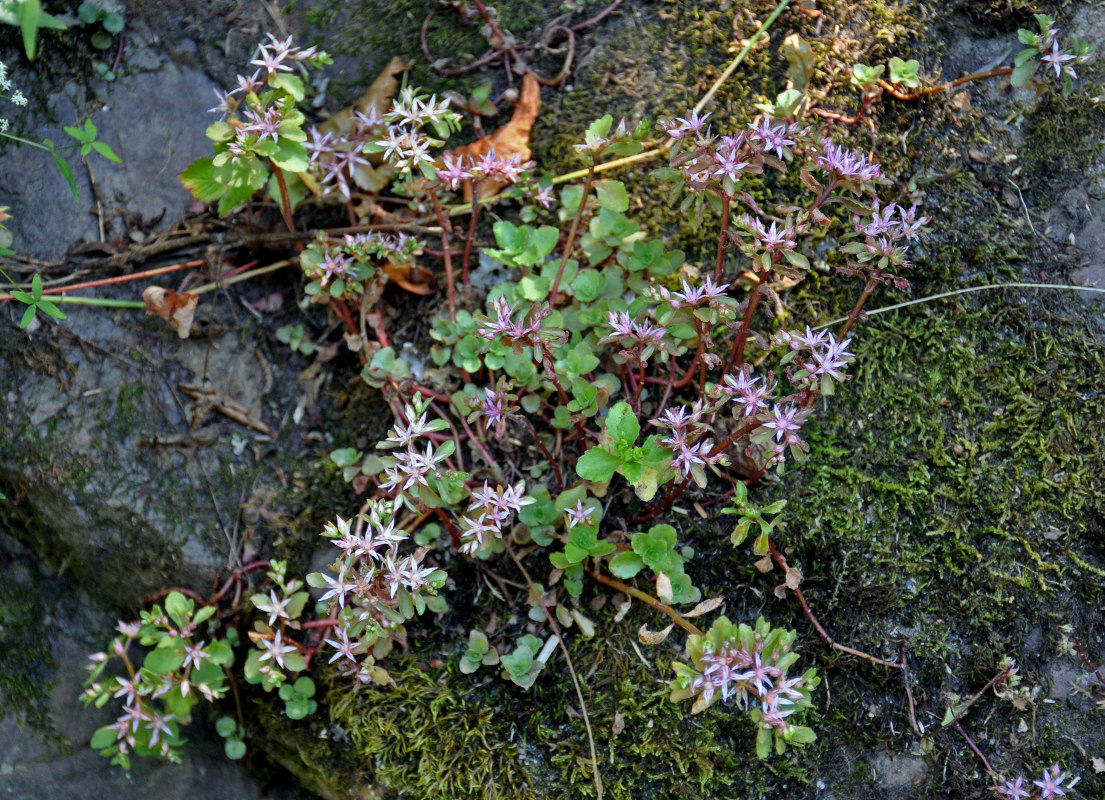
[315,604,821,800]
[0,554,60,745]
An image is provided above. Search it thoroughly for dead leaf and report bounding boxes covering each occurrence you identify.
[453,71,541,200]
[1093,756,1105,773]
[785,566,803,590]
[951,91,971,112]
[655,572,674,604]
[638,623,674,645]
[611,711,626,737]
[754,555,774,573]
[383,259,435,295]
[180,382,277,437]
[782,33,814,94]
[612,593,632,623]
[968,147,989,164]
[1043,526,1064,541]
[314,57,408,194]
[682,597,725,618]
[143,286,197,339]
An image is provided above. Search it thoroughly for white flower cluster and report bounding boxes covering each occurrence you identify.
[0,60,27,134]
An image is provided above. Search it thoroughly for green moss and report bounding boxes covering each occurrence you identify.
[314,608,821,800]
[0,560,60,746]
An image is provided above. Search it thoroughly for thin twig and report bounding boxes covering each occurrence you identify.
[954,720,995,776]
[504,541,603,799]
[939,664,1017,731]
[590,570,702,637]
[812,282,1105,331]
[768,541,904,670]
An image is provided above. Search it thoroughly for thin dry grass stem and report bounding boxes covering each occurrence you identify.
[503,541,603,799]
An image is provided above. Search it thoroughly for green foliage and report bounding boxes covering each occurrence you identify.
[484,221,560,268]
[77,1,125,51]
[887,57,920,88]
[7,273,65,328]
[459,629,500,674]
[850,63,884,89]
[275,324,315,355]
[279,676,318,719]
[500,634,552,688]
[215,715,246,760]
[0,0,66,60]
[361,346,411,388]
[608,523,700,604]
[722,481,786,556]
[576,402,672,501]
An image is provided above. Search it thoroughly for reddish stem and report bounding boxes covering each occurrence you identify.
[432,193,457,321]
[724,278,766,374]
[954,721,995,776]
[589,569,702,636]
[460,188,480,301]
[271,165,299,242]
[768,540,903,670]
[714,194,731,279]
[0,259,204,302]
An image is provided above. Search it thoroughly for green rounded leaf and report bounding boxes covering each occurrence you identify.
[224,738,246,759]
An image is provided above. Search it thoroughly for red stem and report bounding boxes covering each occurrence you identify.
[460,188,480,300]
[432,193,457,322]
[0,259,205,302]
[714,194,730,279]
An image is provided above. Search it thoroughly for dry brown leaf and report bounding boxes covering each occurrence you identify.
[682,597,725,618]
[785,566,803,590]
[612,593,632,623]
[611,711,626,737]
[143,286,197,339]
[383,260,435,295]
[638,623,674,645]
[453,71,541,200]
[655,571,674,604]
[313,57,409,194]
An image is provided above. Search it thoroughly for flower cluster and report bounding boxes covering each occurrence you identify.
[303,111,382,201]
[471,378,519,437]
[651,403,725,486]
[671,617,817,756]
[83,594,234,768]
[836,200,929,288]
[816,138,882,184]
[377,395,456,495]
[459,481,534,555]
[0,60,27,133]
[436,149,534,190]
[479,296,567,359]
[299,230,421,298]
[206,35,329,157]
[600,310,669,364]
[363,87,462,176]
[662,112,804,195]
[310,499,447,678]
[992,764,1070,799]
